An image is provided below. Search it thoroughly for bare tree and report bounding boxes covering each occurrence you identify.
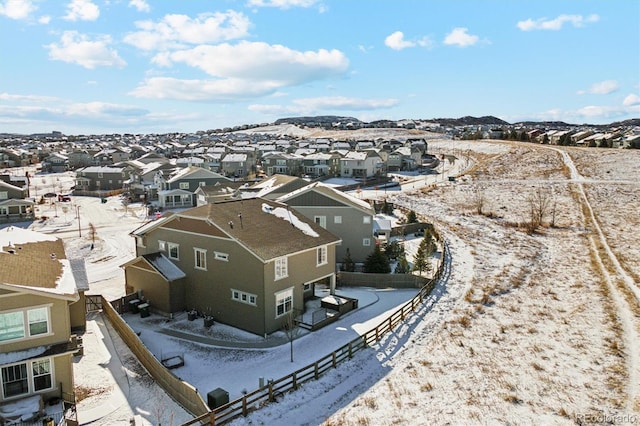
[472,185,487,215]
[282,309,301,362]
[89,223,97,249]
[525,185,552,233]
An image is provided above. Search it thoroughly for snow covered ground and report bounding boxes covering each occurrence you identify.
[3,140,638,425]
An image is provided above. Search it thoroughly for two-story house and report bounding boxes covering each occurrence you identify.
[0,181,34,223]
[261,152,303,177]
[277,182,375,264]
[122,198,340,336]
[74,166,129,193]
[340,150,384,179]
[301,152,342,178]
[155,166,233,209]
[0,227,87,423]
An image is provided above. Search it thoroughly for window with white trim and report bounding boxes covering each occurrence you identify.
[275,287,293,317]
[334,215,342,224]
[194,248,207,270]
[214,252,229,262]
[363,238,371,246]
[231,289,257,306]
[317,245,327,266]
[363,216,371,224]
[314,215,326,228]
[1,358,53,399]
[275,257,288,280]
[168,242,179,260]
[0,191,7,200]
[179,182,189,189]
[0,307,50,342]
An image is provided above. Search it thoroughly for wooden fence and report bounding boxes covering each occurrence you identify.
[101,297,211,418]
[181,240,449,426]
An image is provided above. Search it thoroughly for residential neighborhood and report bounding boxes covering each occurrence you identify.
[0,116,639,425]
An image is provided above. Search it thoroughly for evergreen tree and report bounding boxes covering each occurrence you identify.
[412,243,427,275]
[341,248,355,272]
[384,240,404,261]
[394,253,410,274]
[406,210,418,224]
[413,233,435,275]
[364,245,391,273]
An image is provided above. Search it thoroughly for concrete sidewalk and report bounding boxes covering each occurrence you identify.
[74,312,133,425]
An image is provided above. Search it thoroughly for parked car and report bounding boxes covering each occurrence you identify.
[58,194,71,202]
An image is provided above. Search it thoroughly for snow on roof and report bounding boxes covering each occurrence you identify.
[144,253,186,281]
[261,203,319,237]
[0,345,48,366]
[0,226,57,249]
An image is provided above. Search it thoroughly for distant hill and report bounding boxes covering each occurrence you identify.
[274,116,361,126]
[424,116,510,127]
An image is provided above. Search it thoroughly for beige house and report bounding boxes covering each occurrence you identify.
[123,198,341,336]
[0,227,86,423]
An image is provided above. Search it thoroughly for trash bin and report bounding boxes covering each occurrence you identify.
[42,417,54,426]
[138,303,150,318]
[101,198,107,204]
[207,388,229,409]
[129,299,141,314]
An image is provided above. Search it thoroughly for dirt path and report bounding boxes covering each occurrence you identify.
[553,147,640,412]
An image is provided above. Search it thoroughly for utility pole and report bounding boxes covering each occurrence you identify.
[76,205,81,237]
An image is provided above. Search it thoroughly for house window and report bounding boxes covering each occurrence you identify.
[1,363,28,398]
[231,289,257,306]
[28,307,49,336]
[317,246,327,266]
[0,191,7,200]
[1,359,53,399]
[334,216,342,224]
[0,311,24,342]
[363,216,371,224]
[179,182,189,189]
[32,359,52,391]
[98,172,103,178]
[194,248,207,270]
[199,181,206,187]
[363,238,371,246]
[303,283,311,291]
[158,240,166,251]
[214,252,229,262]
[0,307,50,342]
[275,287,293,318]
[168,243,179,260]
[275,257,288,280]
[314,216,326,228]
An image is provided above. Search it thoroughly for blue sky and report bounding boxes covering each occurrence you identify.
[1,0,638,134]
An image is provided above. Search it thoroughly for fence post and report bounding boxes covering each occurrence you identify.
[292,373,298,390]
[242,395,247,416]
[209,411,216,426]
[268,382,274,402]
[348,342,353,358]
[375,327,379,342]
[388,316,393,331]
[314,362,319,379]
[332,352,337,368]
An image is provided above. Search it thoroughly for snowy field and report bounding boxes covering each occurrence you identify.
[3,140,639,425]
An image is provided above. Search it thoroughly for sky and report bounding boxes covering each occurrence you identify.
[1,0,639,135]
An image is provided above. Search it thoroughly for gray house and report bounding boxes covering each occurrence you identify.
[277,182,375,264]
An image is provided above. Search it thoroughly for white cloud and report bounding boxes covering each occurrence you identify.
[38,15,50,24]
[443,27,479,47]
[128,0,150,13]
[0,0,37,20]
[292,96,398,110]
[124,11,251,51]
[246,0,320,9]
[385,31,415,50]
[384,32,433,51]
[578,80,619,95]
[64,0,99,21]
[46,31,126,69]
[623,93,640,106]
[129,77,282,101]
[152,41,348,84]
[249,96,398,117]
[517,14,600,31]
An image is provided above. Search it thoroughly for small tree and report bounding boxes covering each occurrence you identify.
[340,248,355,272]
[282,309,301,362]
[472,186,486,215]
[363,245,391,274]
[413,234,435,275]
[406,210,418,224]
[89,223,97,249]
[384,240,404,261]
[394,253,410,274]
